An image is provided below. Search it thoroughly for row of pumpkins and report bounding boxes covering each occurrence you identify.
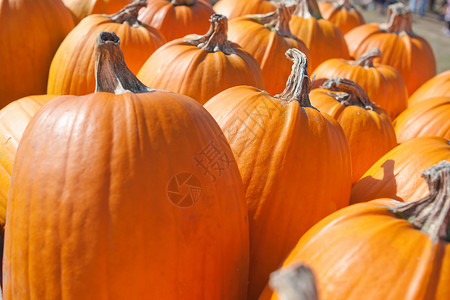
[0,0,449,299]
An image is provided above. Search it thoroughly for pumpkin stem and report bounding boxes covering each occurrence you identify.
[108,0,148,26]
[379,2,414,36]
[351,48,382,68]
[321,78,374,110]
[275,48,312,107]
[252,4,296,38]
[185,14,235,55]
[269,263,319,300]
[291,0,323,20]
[170,0,196,6]
[390,160,450,244]
[95,32,152,94]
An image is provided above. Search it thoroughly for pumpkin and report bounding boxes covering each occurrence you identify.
[409,70,450,106]
[0,95,57,233]
[289,0,350,71]
[345,2,436,96]
[350,136,450,204]
[318,0,365,34]
[62,0,131,24]
[312,48,408,120]
[310,78,397,183]
[138,0,215,42]
[138,14,265,104]
[213,0,277,20]
[393,96,450,143]
[260,161,450,300]
[0,0,74,107]
[204,48,352,300]
[47,0,166,96]
[3,32,249,299]
[227,4,312,94]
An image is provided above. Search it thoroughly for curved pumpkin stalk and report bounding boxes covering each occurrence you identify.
[321,78,374,110]
[390,160,450,243]
[291,0,323,20]
[252,4,296,38]
[269,263,319,300]
[350,48,382,68]
[379,2,414,36]
[108,0,148,25]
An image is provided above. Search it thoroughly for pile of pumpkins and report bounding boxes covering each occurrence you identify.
[0,0,449,299]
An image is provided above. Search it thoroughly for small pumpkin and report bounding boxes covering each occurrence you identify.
[62,0,131,24]
[289,0,350,71]
[408,70,450,106]
[0,0,74,107]
[310,78,397,183]
[350,136,450,204]
[3,31,249,299]
[204,48,351,300]
[138,0,215,41]
[318,0,365,34]
[260,161,450,300]
[227,4,312,94]
[393,96,450,143]
[312,48,408,120]
[345,2,436,95]
[138,14,265,104]
[213,0,277,20]
[47,0,166,96]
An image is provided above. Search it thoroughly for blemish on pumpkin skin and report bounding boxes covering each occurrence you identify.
[4,137,11,145]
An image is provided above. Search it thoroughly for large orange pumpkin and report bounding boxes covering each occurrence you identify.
[138,0,215,41]
[312,48,408,120]
[62,0,131,24]
[138,14,265,104]
[0,0,74,107]
[213,0,277,20]
[289,0,350,71]
[350,136,450,204]
[393,97,450,143]
[204,48,352,300]
[408,70,450,106]
[227,4,312,94]
[260,161,450,300]
[345,2,436,96]
[318,0,365,34]
[0,95,57,232]
[3,32,249,299]
[47,0,166,96]
[310,78,397,183]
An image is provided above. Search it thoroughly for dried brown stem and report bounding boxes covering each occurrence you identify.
[252,4,296,38]
[379,2,414,36]
[170,0,196,6]
[351,48,382,68]
[186,14,235,54]
[321,78,374,109]
[95,32,152,94]
[108,0,148,26]
[291,0,323,20]
[269,263,319,300]
[390,160,450,244]
[275,48,312,107]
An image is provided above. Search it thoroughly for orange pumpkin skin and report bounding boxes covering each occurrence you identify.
[0,0,74,107]
[0,95,56,231]
[318,0,365,34]
[138,0,215,42]
[350,136,450,204]
[3,32,249,298]
[393,97,450,143]
[259,199,450,300]
[204,50,351,300]
[344,4,436,96]
[227,5,312,94]
[62,0,131,24]
[138,15,265,104]
[47,3,166,96]
[213,0,276,20]
[310,81,397,183]
[409,70,450,106]
[289,0,350,72]
[313,49,408,120]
